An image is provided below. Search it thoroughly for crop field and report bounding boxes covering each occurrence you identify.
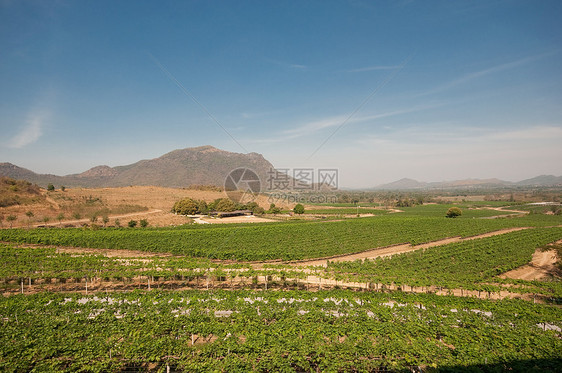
[1,290,561,372]
[1,202,561,371]
[1,213,560,261]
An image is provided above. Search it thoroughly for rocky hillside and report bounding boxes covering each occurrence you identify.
[0,146,277,189]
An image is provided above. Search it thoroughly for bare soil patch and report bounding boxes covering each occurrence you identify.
[501,247,561,281]
[56,246,172,258]
[196,215,276,224]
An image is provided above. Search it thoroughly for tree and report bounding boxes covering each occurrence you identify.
[197,200,209,214]
[6,215,17,228]
[172,198,199,215]
[72,212,82,220]
[293,204,305,214]
[42,216,50,224]
[128,220,137,228]
[446,207,462,218]
[47,183,55,191]
[114,219,121,228]
[57,213,65,226]
[25,211,34,228]
[102,215,109,227]
[61,186,66,192]
[214,198,236,212]
[140,219,149,228]
[268,203,281,214]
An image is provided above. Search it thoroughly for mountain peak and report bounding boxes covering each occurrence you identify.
[0,146,275,188]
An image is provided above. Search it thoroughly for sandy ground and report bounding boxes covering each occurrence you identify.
[1,185,291,228]
[196,215,275,224]
[501,248,560,281]
[293,227,530,267]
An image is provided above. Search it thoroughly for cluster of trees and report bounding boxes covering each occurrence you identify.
[172,198,266,215]
[46,184,66,192]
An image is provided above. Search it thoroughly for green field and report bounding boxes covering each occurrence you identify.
[1,290,560,372]
[1,203,561,372]
[1,214,560,261]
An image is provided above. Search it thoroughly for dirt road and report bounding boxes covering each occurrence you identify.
[293,227,530,267]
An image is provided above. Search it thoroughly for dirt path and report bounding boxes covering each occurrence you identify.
[292,227,530,267]
[56,246,173,258]
[33,209,163,227]
[501,248,560,281]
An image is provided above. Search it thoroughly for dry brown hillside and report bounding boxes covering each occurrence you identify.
[0,184,289,228]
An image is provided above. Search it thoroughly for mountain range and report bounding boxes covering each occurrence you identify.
[373,176,562,190]
[0,146,275,189]
[1,146,561,190]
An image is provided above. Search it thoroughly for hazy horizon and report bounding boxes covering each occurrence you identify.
[1,1,561,188]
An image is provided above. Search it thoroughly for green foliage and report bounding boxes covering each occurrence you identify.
[140,219,149,228]
[0,290,560,372]
[60,186,66,192]
[328,227,562,289]
[268,203,282,214]
[128,220,137,228]
[114,219,121,228]
[47,183,55,191]
[213,198,237,212]
[6,215,16,228]
[173,197,199,215]
[293,203,305,214]
[1,214,560,261]
[446,207,462,218]
[253,206,265,215]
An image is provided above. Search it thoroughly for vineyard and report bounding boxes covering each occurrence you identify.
[1,290,561,372]
[0,205,561,371]
[1,214,560,261]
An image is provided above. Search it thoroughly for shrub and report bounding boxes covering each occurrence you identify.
[293,204,305,214]
[446,207,462,218]
[128,220,138,228]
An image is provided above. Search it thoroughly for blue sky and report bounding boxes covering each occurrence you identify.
[1,0,561,188]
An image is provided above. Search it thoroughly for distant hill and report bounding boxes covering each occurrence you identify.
[516,175,562,186]
[0,146,277,189]
[376,178,428,189]
[374,175,562,190]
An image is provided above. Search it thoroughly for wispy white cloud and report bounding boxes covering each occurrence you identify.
[263,57,308,71]
[243,103,446,145]
[281,103,446,139]
[7,111,48,149]
[418,52,555,96]
[348,64,402,73]
[289,64,307,70]
[356,124,562,147]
